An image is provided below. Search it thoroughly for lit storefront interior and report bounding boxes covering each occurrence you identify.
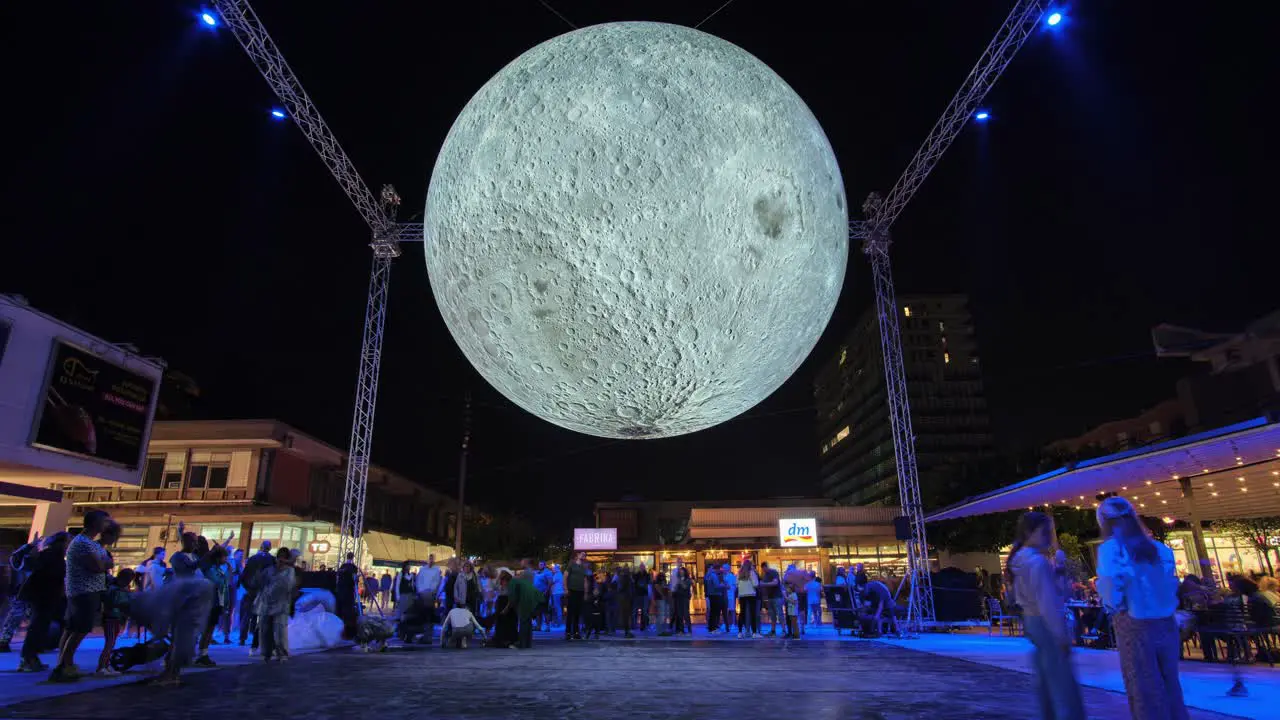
[583,503,915,616]
[927,415,1280,585]
[0,419,460,570]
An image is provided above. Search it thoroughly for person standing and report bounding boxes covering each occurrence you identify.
[704,563,725,633]
[672,566,693,634]
[0,534,40,653]
[380,570,393,608]
[194,545,230,667]
[1008,511,1085,720]
[1095,497,1189,719]
[255,548,296,662]
[615,564,635,637]
[414,554,443,643]
[508,559,540,649]
[723,563,737,631]
[15,533,68,672]
[736,562,760,638]
[49,510,112,682]
[633,563,651,632]
[805,571,823,627]
[550,564,565,629]
[564,552,588,640]
[240,540,274,652]
[759,562,783,636]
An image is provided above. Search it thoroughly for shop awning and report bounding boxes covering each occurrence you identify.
[926,416,1280,523]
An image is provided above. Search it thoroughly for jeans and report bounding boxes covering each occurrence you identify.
[551,593,564,626]
[1024,614,1085,720]
[724,595,736,627]
[565,590,584,637]
[765,597,784,634]
[706,594,724,631]
[738,596,760,634]
[657,599,669,631]
[239,593,259,647]
[808,603,821,626]
[259,612,290,659]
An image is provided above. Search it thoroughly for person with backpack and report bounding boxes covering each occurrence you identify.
[0,534,40,653]
[238,540,274,653]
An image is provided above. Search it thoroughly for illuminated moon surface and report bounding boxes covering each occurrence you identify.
[424,22,848,439]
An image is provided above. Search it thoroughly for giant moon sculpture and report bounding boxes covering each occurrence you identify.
[424,22,847,439]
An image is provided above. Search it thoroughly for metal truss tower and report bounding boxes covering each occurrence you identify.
[212,0,408,567]
[856,0,1053,631]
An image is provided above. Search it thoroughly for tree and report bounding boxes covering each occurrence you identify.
[461,512,542,562]
[1211,516,1280,575]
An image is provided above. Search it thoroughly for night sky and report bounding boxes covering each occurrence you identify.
[2,2,1274,534]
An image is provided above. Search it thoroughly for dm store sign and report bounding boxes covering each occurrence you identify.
[779,518,818,547]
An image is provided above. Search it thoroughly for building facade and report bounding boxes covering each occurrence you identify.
[0,419,458,570]
[814,294,994,506]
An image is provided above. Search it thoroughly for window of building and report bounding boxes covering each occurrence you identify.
[142,457,165,489]
[839,346,847,366]
[834,426,851,444]
[142,455,184,489]
[187,452,232,490]
[903,306,911,318]
[943,352,951,364]
[938,321,945,332]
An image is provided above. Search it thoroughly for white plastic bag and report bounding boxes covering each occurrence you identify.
[287,606,344,650]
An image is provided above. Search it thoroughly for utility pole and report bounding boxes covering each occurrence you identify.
[455,391,471,558]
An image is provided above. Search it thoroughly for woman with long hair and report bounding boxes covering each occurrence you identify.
[1095,497,1188,719]
[736,560,760,638]
[1006,511,1085,720]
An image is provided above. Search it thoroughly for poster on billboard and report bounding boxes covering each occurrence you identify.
[574,527,618,551]
[779,518,818,547]
[29,340,157,470]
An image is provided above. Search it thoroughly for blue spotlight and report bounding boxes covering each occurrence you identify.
[200,12,218,27]
[1045,11,1063,27]
[270,108,287,120]
[974,110,990,122]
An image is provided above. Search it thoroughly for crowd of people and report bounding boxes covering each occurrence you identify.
[380,551,898,650]
[0,510,306,685]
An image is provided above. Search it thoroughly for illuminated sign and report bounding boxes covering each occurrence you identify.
[30,340,157,470]
[779,518,818,547]
[574,527,618,550]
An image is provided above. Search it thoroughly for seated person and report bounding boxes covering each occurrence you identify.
[441,602,482,649]
[857,579,897,637]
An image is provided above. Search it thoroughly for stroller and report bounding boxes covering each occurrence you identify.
[109,636,172,672]
[396,595,434,643]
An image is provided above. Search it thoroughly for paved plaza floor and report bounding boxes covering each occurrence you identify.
[0,628,1270,719]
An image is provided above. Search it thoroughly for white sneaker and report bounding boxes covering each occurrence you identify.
[736,631,744,638]
[752,633,763,639]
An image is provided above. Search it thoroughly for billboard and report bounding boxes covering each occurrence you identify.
[30,340,157,470]
[779,518,818,547]
[574,527,618,551]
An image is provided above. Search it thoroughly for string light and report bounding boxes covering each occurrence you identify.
[1211,492,1219,497]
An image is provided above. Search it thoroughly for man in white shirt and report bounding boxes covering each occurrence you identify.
[414,554,443,642]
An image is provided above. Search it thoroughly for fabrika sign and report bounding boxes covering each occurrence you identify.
[574,527,618,551]
[779,518,818,547]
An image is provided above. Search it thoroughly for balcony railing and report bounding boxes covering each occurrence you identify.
[63,487,253,504]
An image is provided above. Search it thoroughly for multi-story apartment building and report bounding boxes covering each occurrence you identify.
[814,294,994,506]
